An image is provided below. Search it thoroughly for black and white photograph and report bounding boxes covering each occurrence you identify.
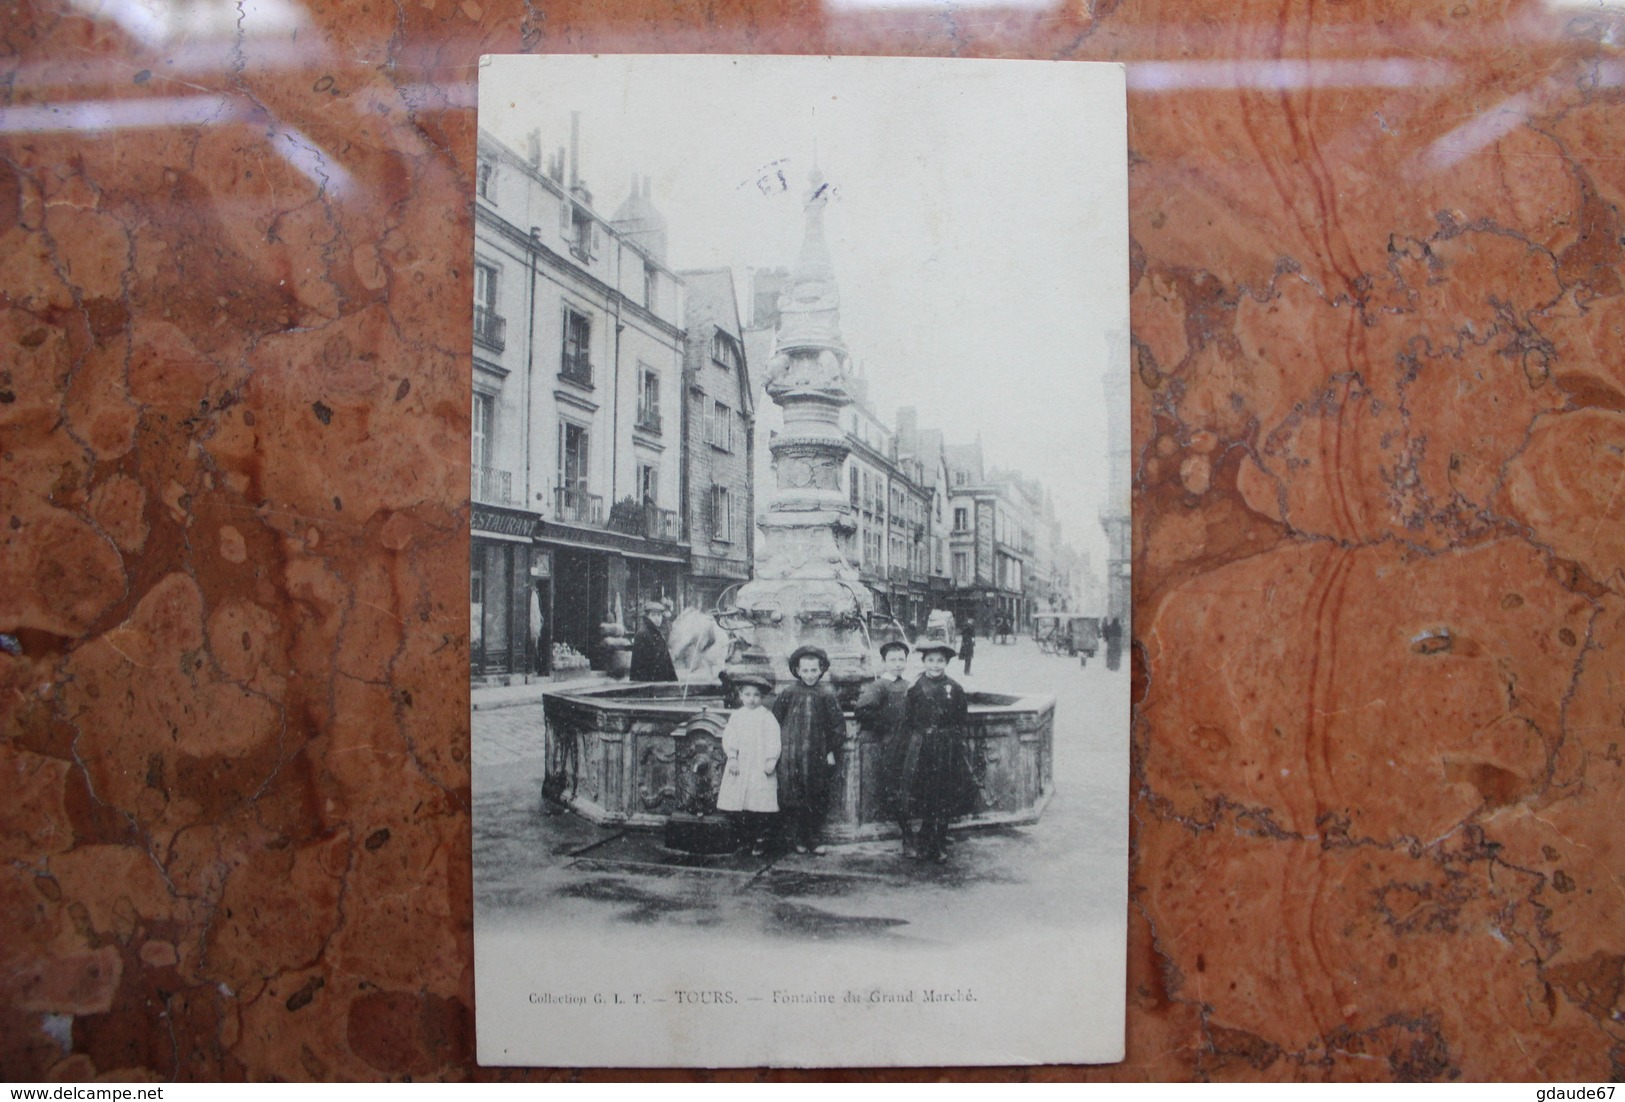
[470,54,1129,1068]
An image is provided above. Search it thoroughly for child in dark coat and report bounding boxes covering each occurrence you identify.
[857,640,914,854]
[882,643,974,862]
[771,645,847,855]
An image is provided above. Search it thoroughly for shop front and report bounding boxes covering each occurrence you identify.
[471,504,547,679]
[539,521,689,672]
[944,586,1028,637]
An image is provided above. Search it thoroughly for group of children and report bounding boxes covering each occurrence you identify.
[713,640,974,862]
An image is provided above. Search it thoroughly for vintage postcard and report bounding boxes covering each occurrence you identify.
[470,54,1129,1067]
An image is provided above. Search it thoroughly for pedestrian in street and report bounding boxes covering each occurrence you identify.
[856,640,914,855]
[715,672,781,856]
[884,642,974,863]
[959,619,976,676]
[535,603,551,676]
[771,645,846,855]
[1103,616,1123,672]
[629,600,677,682]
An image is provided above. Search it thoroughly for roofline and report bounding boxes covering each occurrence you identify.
[476,128,683,281]
[679,267,745,342]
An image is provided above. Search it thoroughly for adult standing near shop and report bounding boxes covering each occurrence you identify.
[630,600,677,682]
[534,593,551,676]
[959,619,977,676]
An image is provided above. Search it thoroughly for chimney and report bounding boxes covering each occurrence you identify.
[525,129,541,168]
[749,267,788,330]
[569,111,580,190]
[896,406,918,447]
[552,146,565,184]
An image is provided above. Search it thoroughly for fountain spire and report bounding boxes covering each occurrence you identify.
[721,166,873,692]
[773,168,846,358]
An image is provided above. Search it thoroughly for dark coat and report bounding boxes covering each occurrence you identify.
[958,626,976,658]
[854,675,910,743]
[881,672,975,821]
[629,617,676,682]
[771,679,846,810]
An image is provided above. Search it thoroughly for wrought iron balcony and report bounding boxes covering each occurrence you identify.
[554,485,604,527]
[471,464,513,505]
[607,498,681,541]
[560,354,593,385]
[473,305,506,351]
[642,504,680,541]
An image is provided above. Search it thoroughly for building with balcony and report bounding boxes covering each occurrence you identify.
[471,122,690,679]
[945,441,1034,634]
[894,407,954,611]
[989,468,1045,624]
[841,376,897,606]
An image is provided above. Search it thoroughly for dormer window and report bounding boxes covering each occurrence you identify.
[710,331,742,374]
[477,159,495,200]
[571,208,592,258]
[561,199,599,262]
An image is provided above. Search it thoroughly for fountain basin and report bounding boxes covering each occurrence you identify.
[541,682,1054,842]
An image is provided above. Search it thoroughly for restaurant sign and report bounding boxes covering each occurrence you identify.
[473,504,541,540]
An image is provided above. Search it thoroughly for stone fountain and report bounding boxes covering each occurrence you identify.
[541,171,1054,845]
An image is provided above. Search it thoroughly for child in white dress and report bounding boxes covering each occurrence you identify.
[715,672,781,856]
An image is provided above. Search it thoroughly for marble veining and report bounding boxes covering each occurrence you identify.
[3,0,1624,1081]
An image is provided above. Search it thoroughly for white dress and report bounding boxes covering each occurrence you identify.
[714,707,782,812]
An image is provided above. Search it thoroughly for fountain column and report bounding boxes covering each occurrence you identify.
[722,170,873,692]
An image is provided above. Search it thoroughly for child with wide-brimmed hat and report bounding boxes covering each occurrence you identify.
[770,645,847,855]
[857,640,914,854]
[882,642,974,862]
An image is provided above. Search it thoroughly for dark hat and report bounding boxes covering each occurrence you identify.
[878,640,910,658]
[916,642,957,660]
[725,670,774,692]
[787,645,831,673]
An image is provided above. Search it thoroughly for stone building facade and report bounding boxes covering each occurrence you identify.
[946,443,1034,634]
[471,122,698,679]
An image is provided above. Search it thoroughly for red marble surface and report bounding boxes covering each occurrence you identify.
[3,0,1623,1081]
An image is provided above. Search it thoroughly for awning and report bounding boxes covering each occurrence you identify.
[537,519,691,564]
[473,530,536,545]
[542,532,688,564]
